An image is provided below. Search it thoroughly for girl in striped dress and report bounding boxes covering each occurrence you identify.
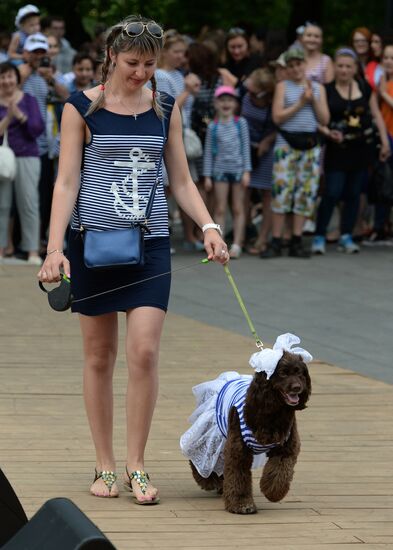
[203,86,251,258]
[38,15,228,506]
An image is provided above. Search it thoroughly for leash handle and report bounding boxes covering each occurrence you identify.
[223,264,264,349]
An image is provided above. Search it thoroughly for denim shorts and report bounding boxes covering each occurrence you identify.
[213,172,242,184]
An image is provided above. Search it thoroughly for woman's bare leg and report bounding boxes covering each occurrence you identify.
[79,312,119,496]
[125,306,166,502]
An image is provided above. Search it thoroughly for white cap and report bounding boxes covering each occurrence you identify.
[15,4,40,28]
[24,33,48,52]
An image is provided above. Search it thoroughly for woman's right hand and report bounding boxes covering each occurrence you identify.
[37,251,71,283]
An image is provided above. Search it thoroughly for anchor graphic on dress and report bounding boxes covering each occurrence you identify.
[111,147,156,220]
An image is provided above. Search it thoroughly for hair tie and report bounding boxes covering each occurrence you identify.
[100,83,105,91]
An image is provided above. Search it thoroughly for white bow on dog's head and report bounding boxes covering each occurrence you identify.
[249,333,313,379]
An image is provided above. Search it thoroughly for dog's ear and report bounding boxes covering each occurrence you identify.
[244,372,278,432]
[297,363,312,410]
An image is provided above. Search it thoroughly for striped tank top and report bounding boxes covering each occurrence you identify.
[215,376,279,455]
[68,91,175,238]
[275,79,320,148]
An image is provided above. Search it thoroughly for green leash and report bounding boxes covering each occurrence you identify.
[223,264,264,350]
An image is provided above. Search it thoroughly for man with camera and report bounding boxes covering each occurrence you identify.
[18,33,68,252]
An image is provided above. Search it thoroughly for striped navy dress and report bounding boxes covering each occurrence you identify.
[216,377,279,454]
[66,91,175,316]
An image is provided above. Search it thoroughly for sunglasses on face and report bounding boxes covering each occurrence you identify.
[122,21,164,39]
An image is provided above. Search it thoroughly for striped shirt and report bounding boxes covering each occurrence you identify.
[154,69,193,127]
[215,376,280,455]
[203,116,252,177]
[68,91,175,238]
[23,72,48,155]
[275,79,320,148]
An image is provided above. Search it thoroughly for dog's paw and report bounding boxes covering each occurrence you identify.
[225,500,257,514]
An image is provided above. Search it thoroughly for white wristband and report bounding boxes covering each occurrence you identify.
[202,223,222,236]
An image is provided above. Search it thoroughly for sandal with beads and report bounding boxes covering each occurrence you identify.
[91,469,118,498]
[124,467,160,505]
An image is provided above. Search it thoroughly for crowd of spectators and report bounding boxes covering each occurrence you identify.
[1,4,393,264]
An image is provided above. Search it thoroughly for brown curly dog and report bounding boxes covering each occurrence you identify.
[190,351,311,514]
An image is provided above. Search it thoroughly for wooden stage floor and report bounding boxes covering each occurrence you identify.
[1,265,392,549]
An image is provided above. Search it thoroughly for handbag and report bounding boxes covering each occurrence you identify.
[183,127,203,160]
[0,129,17,183]
[279,129,319,150]
[78,116,167,270]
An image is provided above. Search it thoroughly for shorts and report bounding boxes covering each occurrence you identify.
[272,145,321,217]
[213,172,242,184]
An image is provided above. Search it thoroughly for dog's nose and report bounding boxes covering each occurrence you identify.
[290,382,302,393]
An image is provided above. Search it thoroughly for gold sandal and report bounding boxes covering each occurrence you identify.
[91,469,118,498]
[124,467,160,505]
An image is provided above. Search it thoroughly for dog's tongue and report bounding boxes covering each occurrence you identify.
[286,393,300,405]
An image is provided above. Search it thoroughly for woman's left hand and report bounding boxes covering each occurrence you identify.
[203,229,229,264]
[380,142,391,162]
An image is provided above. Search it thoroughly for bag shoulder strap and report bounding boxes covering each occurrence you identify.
[2,128,9,148]
[144,114,167,220]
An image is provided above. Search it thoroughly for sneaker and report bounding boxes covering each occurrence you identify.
[311,236,326,255]
[337,234,360,254]
[26,255,43,266]
[229,244,242,259]
[303,219,316,235]
[288,240,311,258]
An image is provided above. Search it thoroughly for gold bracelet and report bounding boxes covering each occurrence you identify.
[46,249,64,256]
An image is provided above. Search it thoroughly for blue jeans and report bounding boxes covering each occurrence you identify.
[316,170,366,236]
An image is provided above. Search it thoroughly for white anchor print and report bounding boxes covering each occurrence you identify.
[111,148,156,220]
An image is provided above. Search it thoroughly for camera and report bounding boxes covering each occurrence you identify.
[40,56,51,68]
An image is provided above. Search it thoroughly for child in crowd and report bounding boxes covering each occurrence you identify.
[67,53,95,94]
[7,4,40,65]
[203,85,251,258]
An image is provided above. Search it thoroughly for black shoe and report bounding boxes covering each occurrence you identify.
[260,241,282,259]
[288,241,311,258]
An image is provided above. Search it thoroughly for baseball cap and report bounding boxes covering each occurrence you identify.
[214,85,238,99]
[269,53,286,68]
[15,4,40,28]
[24,33,49,52]
[284,48,305,63]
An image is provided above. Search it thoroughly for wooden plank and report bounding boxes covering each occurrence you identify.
[1,265,393,548]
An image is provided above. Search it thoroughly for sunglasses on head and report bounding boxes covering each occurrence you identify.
[122,21,164,39]
[227,27,247,38]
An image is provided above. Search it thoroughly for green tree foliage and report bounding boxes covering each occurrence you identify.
[0,0,388,48]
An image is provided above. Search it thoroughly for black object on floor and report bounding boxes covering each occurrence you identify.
[0,469,28,546]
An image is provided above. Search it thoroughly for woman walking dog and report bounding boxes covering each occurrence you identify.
[37,15,228,505]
